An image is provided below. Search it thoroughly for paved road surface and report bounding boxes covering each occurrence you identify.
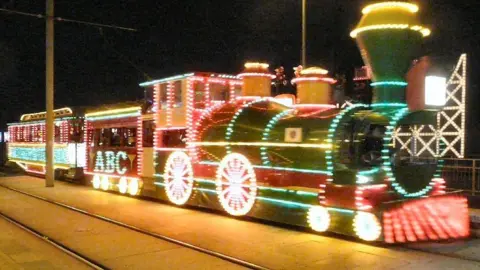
[0,215,91,269]
[0,175,479,269]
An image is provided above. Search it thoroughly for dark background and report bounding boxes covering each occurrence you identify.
[1,0,479,154]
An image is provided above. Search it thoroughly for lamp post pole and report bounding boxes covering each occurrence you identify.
[302,0,306,67]
[45,0,54,187]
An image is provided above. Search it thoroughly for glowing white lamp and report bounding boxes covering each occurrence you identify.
[425,76,447,106]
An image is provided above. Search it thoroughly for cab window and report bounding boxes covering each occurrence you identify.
[210,83,230,102]
[93,127,136,148]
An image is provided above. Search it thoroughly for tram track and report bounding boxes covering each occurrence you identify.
[0,209,107,270]
[0,183,268,270]
[1,181,479,268]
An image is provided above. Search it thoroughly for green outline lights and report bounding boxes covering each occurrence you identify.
[224,97,286,154]
[260,109,293,165]
[381,107,434,197]
[370,81,408,87]
[325,104,368,179]
[8,144,69,165]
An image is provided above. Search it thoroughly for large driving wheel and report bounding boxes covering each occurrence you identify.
[164,151,194,205]
[216,153,257,216]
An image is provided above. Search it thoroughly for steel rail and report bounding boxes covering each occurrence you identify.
[0,210,107,270]
[0,183,269,270]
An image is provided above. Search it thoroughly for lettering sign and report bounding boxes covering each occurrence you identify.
[94,151,129,175]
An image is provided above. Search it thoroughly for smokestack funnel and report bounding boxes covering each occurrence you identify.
[350,1,431,104]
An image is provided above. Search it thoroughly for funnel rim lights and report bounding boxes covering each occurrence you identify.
[350,24,431,38]
[237,72,276,79]
[291,77,337,85]
[300,67,329,75]
[244,62,269,70]
[362,2,419,15]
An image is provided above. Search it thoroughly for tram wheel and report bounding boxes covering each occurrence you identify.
[92,174,101,189]
[163,151,194,205]
[100,175,110,191]
[118,177,128,194]
[307,206,331,232]
[216,153,257,216]
[353,211,382,241]
[128,178,140,196]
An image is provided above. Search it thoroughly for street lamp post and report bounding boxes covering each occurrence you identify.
[302,0,306,67]
[45,0,54,187]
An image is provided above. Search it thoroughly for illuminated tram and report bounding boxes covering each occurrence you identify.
[5,1,471,243]
[6,107,85,179]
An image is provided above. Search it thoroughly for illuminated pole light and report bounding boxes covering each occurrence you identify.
[353,212,382,241]
[164,151,194,205]
[307,206,330,232]
[216,153,257,216]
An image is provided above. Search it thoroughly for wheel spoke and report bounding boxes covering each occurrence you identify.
[179,168,189,177]
[221,171,231,182]
[238,174,251,183]
[240,189,251,199]
[238,195,248,206]
[221,187,231,197]
[167,180,176,189]
[181,181,190,191]
[225,192,232,203]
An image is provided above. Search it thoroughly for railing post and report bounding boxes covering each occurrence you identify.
[473,160,477,196]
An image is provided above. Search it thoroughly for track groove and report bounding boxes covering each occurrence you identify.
[0,183,268,270]
[0,210,107,270]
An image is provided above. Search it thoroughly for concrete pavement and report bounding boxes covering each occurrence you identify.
[0,215,91,270]
[0,183,245,269]
[0,175,479,269]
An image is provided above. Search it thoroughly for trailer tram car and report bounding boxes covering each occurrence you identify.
[7,107,85,180]
[84,101,156,196]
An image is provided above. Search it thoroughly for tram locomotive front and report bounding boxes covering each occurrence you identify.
[156,1,469,242]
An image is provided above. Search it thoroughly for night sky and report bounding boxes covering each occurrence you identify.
[1,1,479,152]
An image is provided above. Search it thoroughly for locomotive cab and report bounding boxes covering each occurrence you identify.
[332,107,441,192]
